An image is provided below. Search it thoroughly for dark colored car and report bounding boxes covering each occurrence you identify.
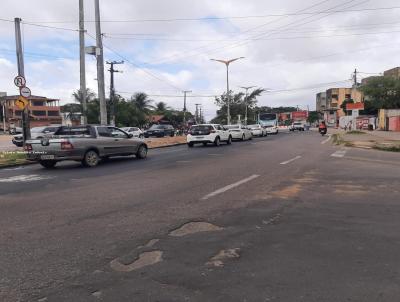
[144,124,175,138]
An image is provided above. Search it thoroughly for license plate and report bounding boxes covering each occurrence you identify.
[41,155,55,160]
[195,136,204,139]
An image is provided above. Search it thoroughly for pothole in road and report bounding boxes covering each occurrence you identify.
[110,250,163,272]
[206,248,241,268]
[169,221,223,237]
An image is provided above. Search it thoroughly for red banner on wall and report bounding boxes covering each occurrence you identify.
[346,102,364,110]
[291,111,308,120]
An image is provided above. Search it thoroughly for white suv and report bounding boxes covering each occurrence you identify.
[187,124,232,147]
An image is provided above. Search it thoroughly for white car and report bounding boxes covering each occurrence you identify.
[248,124,267,137]
[121,127,144,139]
[264,125,279,135]
[187,124,232,147]
[225,125,252,141]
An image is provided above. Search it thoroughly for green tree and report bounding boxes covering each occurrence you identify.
[360,77,400,114]
[213,88,266,124]
[130,92,154,114]
[154,101,172,114]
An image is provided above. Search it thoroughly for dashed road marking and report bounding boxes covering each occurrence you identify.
[208,153,222,156]
[176,160,192,163]
[331,150,347,158]
[280,155,302,165]
[321,135,331,144]
[201,174,260,200]
[0,174,53,183]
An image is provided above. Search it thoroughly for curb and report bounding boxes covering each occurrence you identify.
[148,143,186,149]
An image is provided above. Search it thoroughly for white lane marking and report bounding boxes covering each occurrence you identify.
[331,150,347,158]
[176,160,192,163]
[208,153,222,156]
[201,174,260,200]
[0,174,53,183]
[321,135,331,145]
[280,155,302,165]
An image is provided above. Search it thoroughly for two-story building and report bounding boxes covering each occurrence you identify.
[3,95,62,128]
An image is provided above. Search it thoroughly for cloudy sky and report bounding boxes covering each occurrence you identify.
[1,0,400,120]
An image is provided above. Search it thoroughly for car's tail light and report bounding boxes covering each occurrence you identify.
[61,141,74,150]
[24,144,32,151]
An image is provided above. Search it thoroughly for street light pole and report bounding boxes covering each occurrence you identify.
[182,90,191,128]
[210,57,244,125]
[239,86,256,126]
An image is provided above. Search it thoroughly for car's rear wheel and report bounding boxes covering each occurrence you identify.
[227,136,232,145]
[39,160,57,169]
[188,142,194,148]
[170,132,175,137]
[203,142,207,146]
[241,134,245,141]
[214,137,220,146]
[136,144,148,159]
[82,150,100,167]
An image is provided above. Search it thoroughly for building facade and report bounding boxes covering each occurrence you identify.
[3,95,61,128]
[316,92,327,112]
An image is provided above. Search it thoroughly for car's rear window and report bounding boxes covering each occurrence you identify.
[55,126,92,137]
[191,126,213,131]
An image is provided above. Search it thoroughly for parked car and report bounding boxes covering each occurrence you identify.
[187,124,232,147]
[12,126,61,147]
[289,122,305,131]
[25,125,148,168]
[9,126,22,135]
[248,124,267,137]
[144,124,175,138]
[225,124,252,141]
[264,125,279,135]
[121,127,144,139]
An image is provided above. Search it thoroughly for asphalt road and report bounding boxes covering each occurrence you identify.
[1,130,399,302]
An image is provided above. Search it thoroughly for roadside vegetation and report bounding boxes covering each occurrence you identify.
[0,151,28,167]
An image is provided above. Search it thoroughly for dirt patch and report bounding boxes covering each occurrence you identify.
[271,184,301,199]
[206,248,241,267]
[169,221,223,237]
[146,136,186,148]
[110,250,163,272]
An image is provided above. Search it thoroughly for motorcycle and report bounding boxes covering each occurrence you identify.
[319,128,327,136]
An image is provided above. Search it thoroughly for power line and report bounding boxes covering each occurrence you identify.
[141,0,365,65]
[19,5,400,24]
[85,32,183,91]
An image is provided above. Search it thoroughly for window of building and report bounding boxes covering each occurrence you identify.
[32,101,45,106]
[32,110,46,116]
[47,111,60,116]
[332,94,338,100]
[345,94,351,99]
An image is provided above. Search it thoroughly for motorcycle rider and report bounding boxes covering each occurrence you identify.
[319,121,327,134]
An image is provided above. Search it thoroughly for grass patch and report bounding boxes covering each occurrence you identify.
[331,134,344,145]
[346,130,366,135]
[373,144,400,152]
[0,151,28,167]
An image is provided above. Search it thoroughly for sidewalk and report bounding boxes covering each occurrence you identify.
[330,129,400,151]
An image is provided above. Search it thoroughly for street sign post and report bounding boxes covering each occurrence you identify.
[20,86,31,98]
[14,75,26,88]
[15,96,29,110]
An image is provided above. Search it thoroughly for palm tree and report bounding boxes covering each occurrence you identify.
[154,101,172,114]
[130,92,154,114]
[72,88,96,105]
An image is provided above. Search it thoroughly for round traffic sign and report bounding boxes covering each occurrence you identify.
[14,75,26,88]
[20,86,31,98]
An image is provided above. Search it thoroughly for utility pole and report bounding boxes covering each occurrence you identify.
[106,60,124,126]
[240,86,256,126]
[195,103,201,124]
[94,0,107,125]
[14,18,30,140]
[79,0,87,124]
[353,68,358,87]
[182,90,191,128]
